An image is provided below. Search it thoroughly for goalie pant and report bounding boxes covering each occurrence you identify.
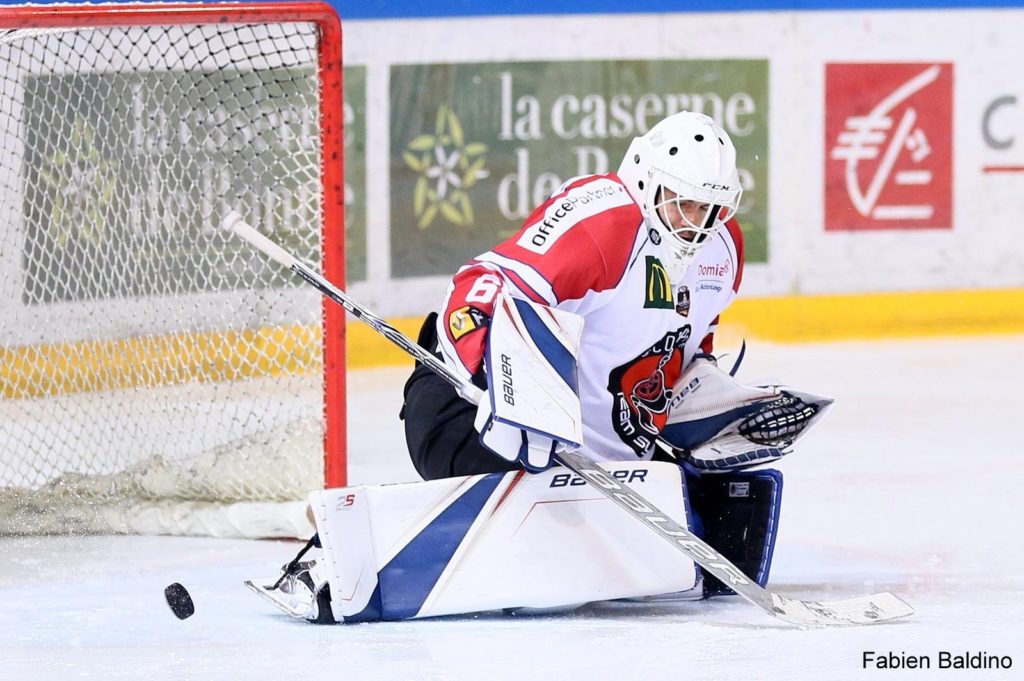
[297,461,781,623]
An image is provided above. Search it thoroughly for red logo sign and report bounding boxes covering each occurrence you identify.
[825,63,953,231]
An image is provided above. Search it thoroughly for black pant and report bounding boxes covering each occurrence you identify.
[400,313,517,481]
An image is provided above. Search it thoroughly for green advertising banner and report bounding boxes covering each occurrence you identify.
[21,68,320,303]
[389,60,768,279]
[343,66,367,283]
[19,65,367,302]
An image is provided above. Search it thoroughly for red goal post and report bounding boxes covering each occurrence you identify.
[0,2,347,536]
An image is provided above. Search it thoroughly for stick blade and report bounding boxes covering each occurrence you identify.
[770,591,914,627]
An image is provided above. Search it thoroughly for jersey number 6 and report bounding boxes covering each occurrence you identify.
[465,273,503,304]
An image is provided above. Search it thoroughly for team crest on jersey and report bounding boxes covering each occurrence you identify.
[675,286,691,316]
[448,306,488,340]
[643,256,674,309]
[607,326,691,456]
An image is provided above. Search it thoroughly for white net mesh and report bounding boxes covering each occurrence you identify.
[0,16,334,536]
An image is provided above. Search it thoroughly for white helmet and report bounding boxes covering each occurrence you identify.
[617,112,742,278]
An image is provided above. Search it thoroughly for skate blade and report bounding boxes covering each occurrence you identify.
[244,578,314,620]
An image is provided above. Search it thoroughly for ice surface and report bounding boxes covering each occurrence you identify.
[2,337,1022,680]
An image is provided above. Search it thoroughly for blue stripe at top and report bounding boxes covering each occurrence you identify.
[3,0,1022,16]
[338,0,1024,20]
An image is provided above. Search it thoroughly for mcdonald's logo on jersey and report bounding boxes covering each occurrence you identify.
[643,256,674,309]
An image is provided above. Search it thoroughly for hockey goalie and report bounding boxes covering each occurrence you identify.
[246,112,833,624]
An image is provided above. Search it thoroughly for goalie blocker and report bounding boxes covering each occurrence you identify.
[246,461,782,623]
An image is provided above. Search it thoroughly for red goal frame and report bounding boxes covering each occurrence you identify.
[0,1,348,488]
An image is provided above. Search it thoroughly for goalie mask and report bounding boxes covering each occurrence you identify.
[617,112,742,280]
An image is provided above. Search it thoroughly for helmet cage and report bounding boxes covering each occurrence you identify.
[647,168,742,264]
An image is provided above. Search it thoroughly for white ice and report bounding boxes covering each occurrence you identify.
[2,336,1022,680]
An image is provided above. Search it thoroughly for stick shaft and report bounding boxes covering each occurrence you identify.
[223,212,479,401]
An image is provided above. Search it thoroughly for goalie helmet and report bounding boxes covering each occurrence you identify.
[617,112,743,279]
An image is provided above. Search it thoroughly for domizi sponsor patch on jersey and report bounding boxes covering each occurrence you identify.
[695,259,730,294]
[696,261,732,279]
[516,179,633,254]
[448,305,489,340]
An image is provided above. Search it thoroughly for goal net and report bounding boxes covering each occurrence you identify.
[0,3,346,537]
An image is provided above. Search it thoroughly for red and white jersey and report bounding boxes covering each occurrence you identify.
[437,173,745,462]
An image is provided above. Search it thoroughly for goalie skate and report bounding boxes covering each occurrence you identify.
[245,559,334,624]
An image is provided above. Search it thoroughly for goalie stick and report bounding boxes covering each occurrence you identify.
[222,211,913,627]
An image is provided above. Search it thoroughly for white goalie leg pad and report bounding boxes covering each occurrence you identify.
[485,290,584,446]
[307,461,698,623]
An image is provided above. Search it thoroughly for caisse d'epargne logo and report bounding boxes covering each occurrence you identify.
[825,63,953,231]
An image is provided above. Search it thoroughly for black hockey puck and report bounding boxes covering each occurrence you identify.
[164,583,195,620]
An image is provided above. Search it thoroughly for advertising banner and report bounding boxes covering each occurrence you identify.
[824,63,954,231]
[21,68,320,303]
[389,60,768,278]
[344,65,367,282]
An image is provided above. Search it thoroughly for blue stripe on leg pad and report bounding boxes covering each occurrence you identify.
[512,297,579,395]
[377,473,505,620]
